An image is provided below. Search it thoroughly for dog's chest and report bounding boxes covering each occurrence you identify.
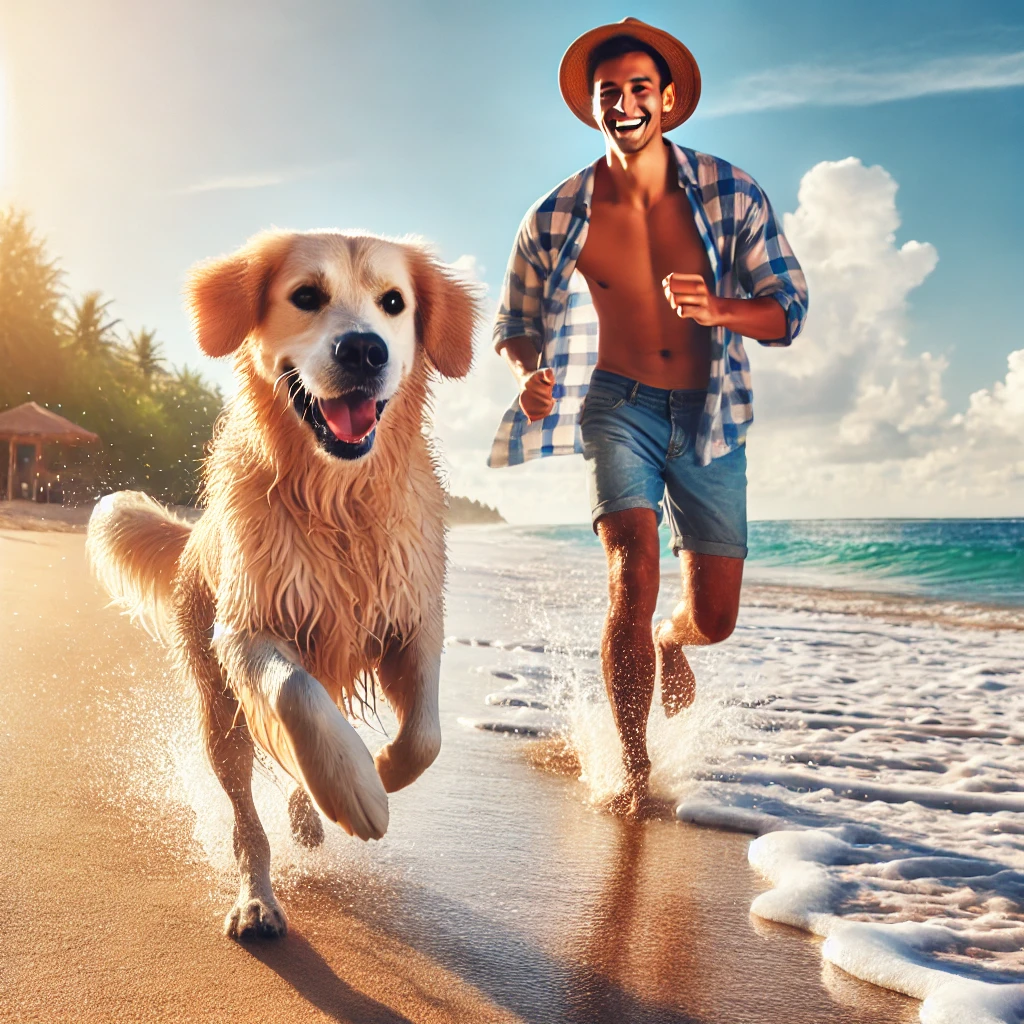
[222,502,441,668]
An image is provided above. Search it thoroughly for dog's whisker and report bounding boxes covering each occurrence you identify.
[272,367,294,399]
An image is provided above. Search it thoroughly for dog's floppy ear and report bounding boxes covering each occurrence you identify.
[185,231,293,358]
[405,246,480,379]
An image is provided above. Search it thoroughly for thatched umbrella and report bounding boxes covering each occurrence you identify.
[0,402,99,501]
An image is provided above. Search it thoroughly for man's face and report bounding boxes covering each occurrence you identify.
[591,52,676,156]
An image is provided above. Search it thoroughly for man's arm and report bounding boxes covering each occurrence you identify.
[662,274,787,341]
[498,336,555,422]
[665,180,807,346]
[493,204,556,423]
[731,182,808,346]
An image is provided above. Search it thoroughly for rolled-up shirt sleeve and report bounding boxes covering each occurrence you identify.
[735,184,808,347]
[492,207,548,353]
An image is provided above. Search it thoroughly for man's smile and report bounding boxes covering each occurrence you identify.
[610,115,649,134]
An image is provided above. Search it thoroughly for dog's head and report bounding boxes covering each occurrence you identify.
[186,231,478,460]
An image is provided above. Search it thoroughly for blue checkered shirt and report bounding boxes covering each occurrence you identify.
[488,143,808,468]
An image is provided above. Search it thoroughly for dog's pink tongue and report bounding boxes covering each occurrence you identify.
[320,395,377,443]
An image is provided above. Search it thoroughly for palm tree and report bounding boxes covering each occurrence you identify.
[127,327,166,382]
[64,291,120,360]
[0,209,65,408]
[171,364,205,392]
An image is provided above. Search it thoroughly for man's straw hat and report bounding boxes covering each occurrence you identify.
[558,17,701,131]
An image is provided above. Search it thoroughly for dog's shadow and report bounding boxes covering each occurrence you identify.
[240,931,414,1024]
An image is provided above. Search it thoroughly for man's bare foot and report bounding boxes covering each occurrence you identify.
[605,774,676,821]
[654,619,695,717]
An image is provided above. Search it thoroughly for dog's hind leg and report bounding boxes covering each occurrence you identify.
[199,680,288,939]
[374,613,443,793]
[215,630,389,842]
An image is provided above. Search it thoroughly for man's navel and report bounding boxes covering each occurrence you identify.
[659,349,672,359]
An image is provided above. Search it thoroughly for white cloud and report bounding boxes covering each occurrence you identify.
[748,157,1022,519]
[704,50,1024,117]
[965,349,1024,440]
[179,172,294,194]
[174,159,353,195]
[450,253,486,280]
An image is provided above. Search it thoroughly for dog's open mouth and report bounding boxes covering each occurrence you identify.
[285,368,387,460]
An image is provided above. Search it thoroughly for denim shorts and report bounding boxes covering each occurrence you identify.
[579,369,748,559]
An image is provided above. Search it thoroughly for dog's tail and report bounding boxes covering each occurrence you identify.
[86,491,193,645]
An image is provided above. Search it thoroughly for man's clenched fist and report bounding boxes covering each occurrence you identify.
[662,273,722,326]
[519,367,556,422]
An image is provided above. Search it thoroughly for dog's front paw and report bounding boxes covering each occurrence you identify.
[375,724,441,793]
[277,671,390,841]
[224,892,288,940]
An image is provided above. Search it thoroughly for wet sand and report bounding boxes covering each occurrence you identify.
[0,527,919,1023]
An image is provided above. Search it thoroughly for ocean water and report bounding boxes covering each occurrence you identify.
[453,520,1024,1024]
[747,519,1024,607]
[524,518,1024,608]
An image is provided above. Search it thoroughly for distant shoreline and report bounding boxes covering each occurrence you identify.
[446,494,505,525]
[0,494,506,532]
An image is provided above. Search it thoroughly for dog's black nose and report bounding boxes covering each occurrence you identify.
[332,332,388,375]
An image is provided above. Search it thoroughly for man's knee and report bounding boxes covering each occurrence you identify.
[678,552,743,645]
[691,604,737,645]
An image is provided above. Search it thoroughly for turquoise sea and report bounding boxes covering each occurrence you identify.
[508,518,1024,608]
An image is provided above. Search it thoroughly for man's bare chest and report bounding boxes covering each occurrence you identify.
[576,191,712,293]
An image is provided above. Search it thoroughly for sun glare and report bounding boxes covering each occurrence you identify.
[0,64,7,192]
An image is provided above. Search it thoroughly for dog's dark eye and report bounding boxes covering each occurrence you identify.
[380,289,405,316]
[290,285,328,312]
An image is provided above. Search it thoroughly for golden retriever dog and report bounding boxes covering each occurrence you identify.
[86,230,478,938]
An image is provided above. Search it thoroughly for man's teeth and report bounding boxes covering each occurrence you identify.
[615,118,644,130]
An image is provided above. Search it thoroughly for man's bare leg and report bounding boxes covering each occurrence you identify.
[655,552,744,716]
[595,507,665,818]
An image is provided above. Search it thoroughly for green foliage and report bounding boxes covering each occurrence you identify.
[0,209,222,505]
[126,327,166,383]
[64,291,120,360]
[0,210,65,410]
[447,495,505,524]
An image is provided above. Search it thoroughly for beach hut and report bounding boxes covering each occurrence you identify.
[0,402,99,502]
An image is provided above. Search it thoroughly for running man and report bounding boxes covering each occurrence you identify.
[490,18,808,817]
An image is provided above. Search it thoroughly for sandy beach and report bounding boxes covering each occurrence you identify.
[0,517,921,1023]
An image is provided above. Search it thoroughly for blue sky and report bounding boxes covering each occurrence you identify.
[1,0,1022,520]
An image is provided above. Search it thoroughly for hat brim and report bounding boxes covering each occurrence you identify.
[558,18,701,132]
